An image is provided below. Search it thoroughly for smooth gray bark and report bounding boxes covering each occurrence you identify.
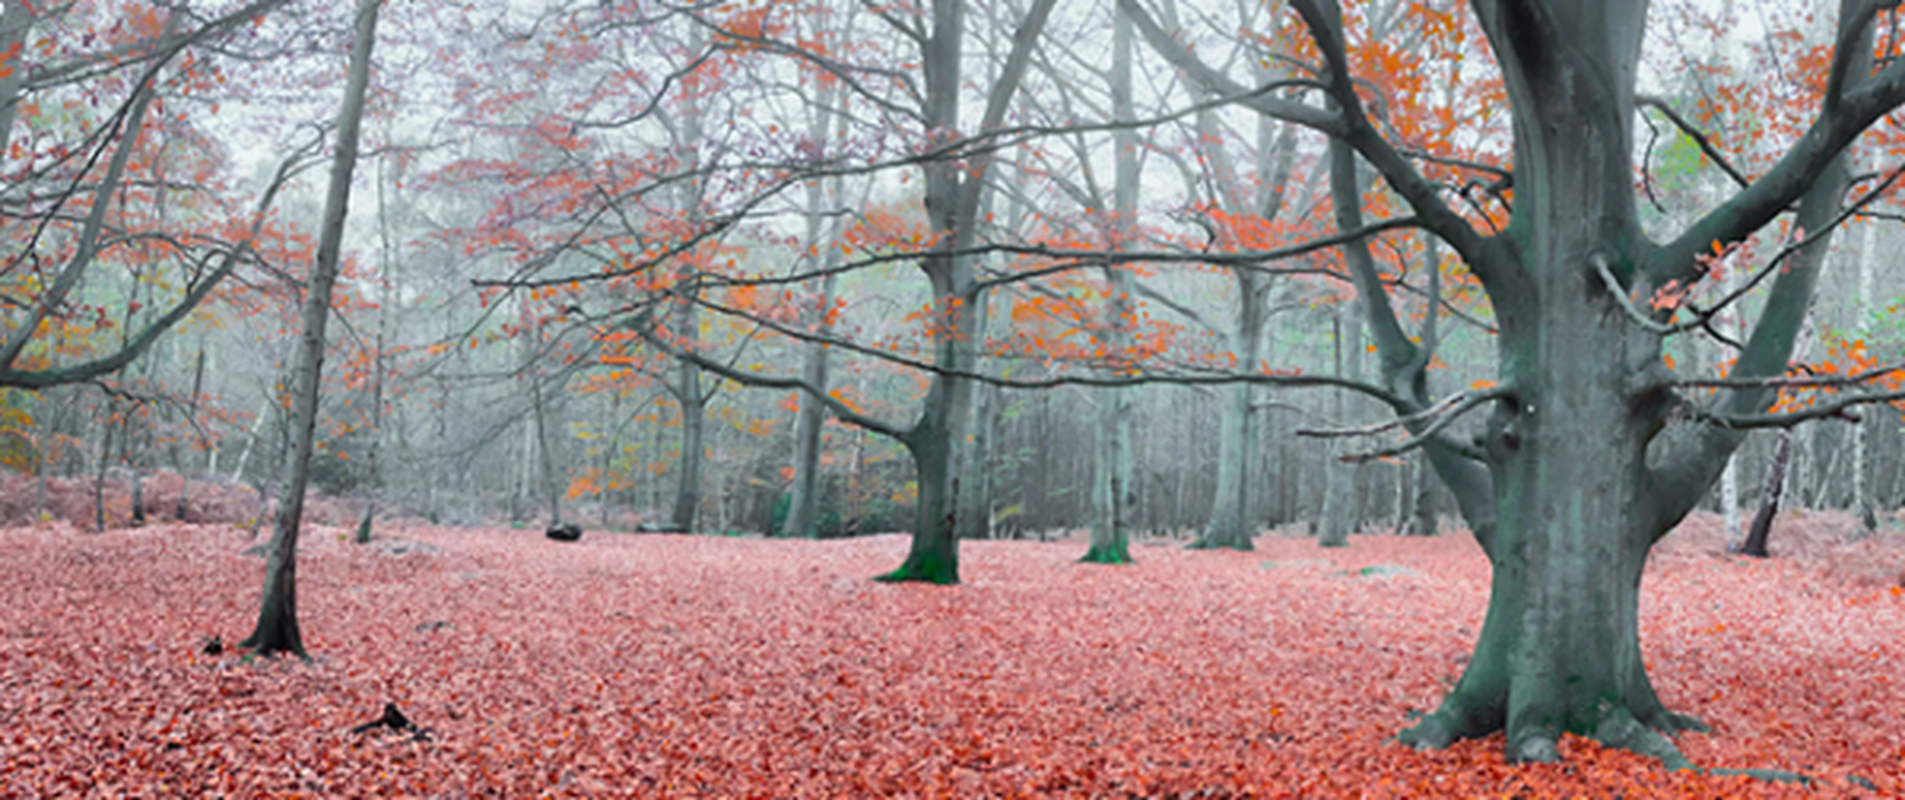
[1085,4,1141,565]
[242,0,381,659]
[1126,0,1896,768]
[878,0,1058,583]
[1317,301,1363,548]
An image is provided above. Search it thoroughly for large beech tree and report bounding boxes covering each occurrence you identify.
[1127,0,1905,768]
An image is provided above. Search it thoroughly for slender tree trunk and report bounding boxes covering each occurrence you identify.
[1738,430,1791,558]
[669,307,704,532]
[241,0,380,659]
[94,402,113,533]
[667,52,707,534]
[1085,3,1140,564]
[955,377,996,540]
[0,1,34,148]
[355,331,385,543]
[1852,218,1877,535]
[177,347,206,521]
[782,271,836,538]
[1408,450,1439,536]
[1318,302,1363,547]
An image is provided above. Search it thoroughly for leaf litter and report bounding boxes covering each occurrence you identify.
[0,515,1899,797]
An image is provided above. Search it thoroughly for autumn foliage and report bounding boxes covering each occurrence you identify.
[0,520,1899,796]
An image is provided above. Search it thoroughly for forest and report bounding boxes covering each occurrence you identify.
[2,0,1904,795]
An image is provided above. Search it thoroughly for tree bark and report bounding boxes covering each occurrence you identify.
[1317,301,1362,548]
[1392,2,1859,766]
[878,0,1058,583]
[241,0,380,659]
[1852,217,1877,535]
[782,275,834,538]
[1085,3,1141,565]
[1738,430,1792,558]
[782,85,847,539]
[668,302,705,532]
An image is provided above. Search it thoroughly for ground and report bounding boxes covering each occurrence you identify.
[0,514,1899,796]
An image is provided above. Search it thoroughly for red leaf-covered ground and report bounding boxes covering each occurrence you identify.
[1,517,1900,797]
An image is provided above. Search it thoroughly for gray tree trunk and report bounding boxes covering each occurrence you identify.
[241,0,380,659]
[782,96,847,539]
[668,300,704,532]
[1125,0,1892,767]
[782,274,834,538]
[1317,301,1363,548]
[1852,217,1877,535]
[1738,430,1792,558]
[1085,3,1141,564]
[878,0,1057,583]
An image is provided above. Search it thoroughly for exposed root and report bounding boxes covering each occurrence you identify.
[873,555,959,585]
[1707,767,1813,785]
[1592,707,1693,772]
[1184,537,1251,552]
[1079,544,1134,565]
[1653,710,1710,734]
[1400,705,1812,786]
[1396,711,1464,750]
[1507,730,1559,764]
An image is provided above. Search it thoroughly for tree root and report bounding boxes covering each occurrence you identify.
[1079,544,1134,565]
[873,556,958,585]
[1183,537,1250,552]
[1400,706,1811,786]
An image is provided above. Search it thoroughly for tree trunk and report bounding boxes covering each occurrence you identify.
[1318,301,1362,548]
[1738,430,1792,558]
[881,417,959,584]
[878,0,1057,582]
[955,376,996,540]
[1085,3,1140,565]
[241,0,380,660]
[1408,450,1439,536]
[93,402,112,532]
[669,327,704,532]
[0,2,32,146]
[1397,4,1856,765]
[1852,217,1877,536]
[177,347,206,521]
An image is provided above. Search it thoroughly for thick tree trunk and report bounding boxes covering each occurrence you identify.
[1399,3,1857,765]
[878,0,1055,582]
[241,0,380,659]
[1400,303,1697,764]
[880,417,959,584]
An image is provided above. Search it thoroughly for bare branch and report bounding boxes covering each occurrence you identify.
[1636,96,1750,189]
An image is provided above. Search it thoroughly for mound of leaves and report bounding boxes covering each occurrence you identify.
[0,518,1899,796]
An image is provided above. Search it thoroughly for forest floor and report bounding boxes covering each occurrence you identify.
[0,513,1901,797]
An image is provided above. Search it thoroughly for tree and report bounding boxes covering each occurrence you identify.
[242,0,382,659]
[1082,1,1144,566]
[0,0,294,391]
[1124,0,1905,768]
